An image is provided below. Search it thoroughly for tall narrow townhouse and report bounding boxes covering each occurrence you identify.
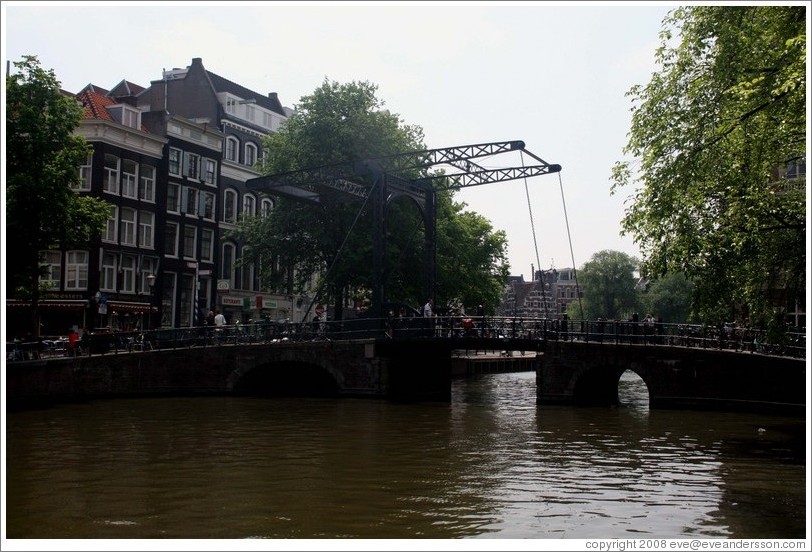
[139,58,295,324]
[67,82,167,333]
[140,111,223,328]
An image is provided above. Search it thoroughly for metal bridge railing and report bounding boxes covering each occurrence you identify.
[6,317,806,362]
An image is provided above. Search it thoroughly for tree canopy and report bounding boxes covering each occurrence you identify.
[6,56,111,331]
[567,250,641,321]
[610,6,806,325]
[231,79,510,318]
[641,272,696,324]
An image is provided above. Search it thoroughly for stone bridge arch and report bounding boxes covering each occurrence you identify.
[229,359,341,397]
[539,340,805,415]
[567,363,652,406]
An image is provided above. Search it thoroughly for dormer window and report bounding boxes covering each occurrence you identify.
[108,104,141,129]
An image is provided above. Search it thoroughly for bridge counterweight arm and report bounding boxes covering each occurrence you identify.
[246,140,530,193]
[426,164,562,191]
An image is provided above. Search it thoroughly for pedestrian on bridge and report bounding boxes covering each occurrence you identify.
[423,298,435,338]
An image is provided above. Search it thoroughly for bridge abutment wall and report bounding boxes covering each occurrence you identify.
[6,340,453,409]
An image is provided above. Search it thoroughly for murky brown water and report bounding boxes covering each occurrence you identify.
[4,371,807,541]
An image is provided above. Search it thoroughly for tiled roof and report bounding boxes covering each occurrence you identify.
[76,88,116,122]
[75,88,149,133]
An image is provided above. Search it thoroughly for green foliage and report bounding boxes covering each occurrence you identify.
[641,272,696,323]
[567,250,641,321]
[232,79,510,316]
[434,191,510,313]
[6,56,111,306]
[610,6,806,326]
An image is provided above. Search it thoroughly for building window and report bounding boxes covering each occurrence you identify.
[123,107,139,129]
[184,152,200,180]
[138,211,154,249]
[110,105,141,129]
[139,165,156,202]
[242,194,256,218]
[204,159,217,185]
[245,143,257,167]
[120,208,136,246]
[183,225,197,259]
[241,246,255,291]
[121,159,137,198]
[261,198,274,218]
[39,250,62,289]
[165,222,179,257]
[200,229,214,262]
[169,148,182,176]
[101,252,117,291]
[120,255,136,293]
[225,137,238,162]
[223,189,237,223]
[222,243,235,289]
[65,250,89,290]
[167,183,180,213]
[201,191,215,220]
[74,154,92,191]
[103,205,118,243]
[183,187,199,216]
[103,154,119,194]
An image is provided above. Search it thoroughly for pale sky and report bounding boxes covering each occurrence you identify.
[2,0,674,279]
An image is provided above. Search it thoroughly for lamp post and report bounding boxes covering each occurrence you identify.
[146,273,157,330]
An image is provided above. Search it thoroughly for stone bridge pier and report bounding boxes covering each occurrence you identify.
[538,340,806,415]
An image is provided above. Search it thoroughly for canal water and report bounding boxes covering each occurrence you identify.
[4,370,808,543]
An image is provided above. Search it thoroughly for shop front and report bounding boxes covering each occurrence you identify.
[105,301,157,332]
[219,293,293,325]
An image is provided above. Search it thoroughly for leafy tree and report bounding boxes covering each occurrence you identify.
[567,250,641,321]
[641,272,696,324]
[232,79,509,318]
[610,6,806,326]
[6,56,111,336]
[434,192,510,313]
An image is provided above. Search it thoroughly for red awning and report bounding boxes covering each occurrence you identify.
[106,301,157,313]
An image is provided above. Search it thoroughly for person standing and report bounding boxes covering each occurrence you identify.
[66,328,79,357]
[422,298,434,338]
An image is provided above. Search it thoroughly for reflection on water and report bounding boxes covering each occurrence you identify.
[5,371,806,539]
